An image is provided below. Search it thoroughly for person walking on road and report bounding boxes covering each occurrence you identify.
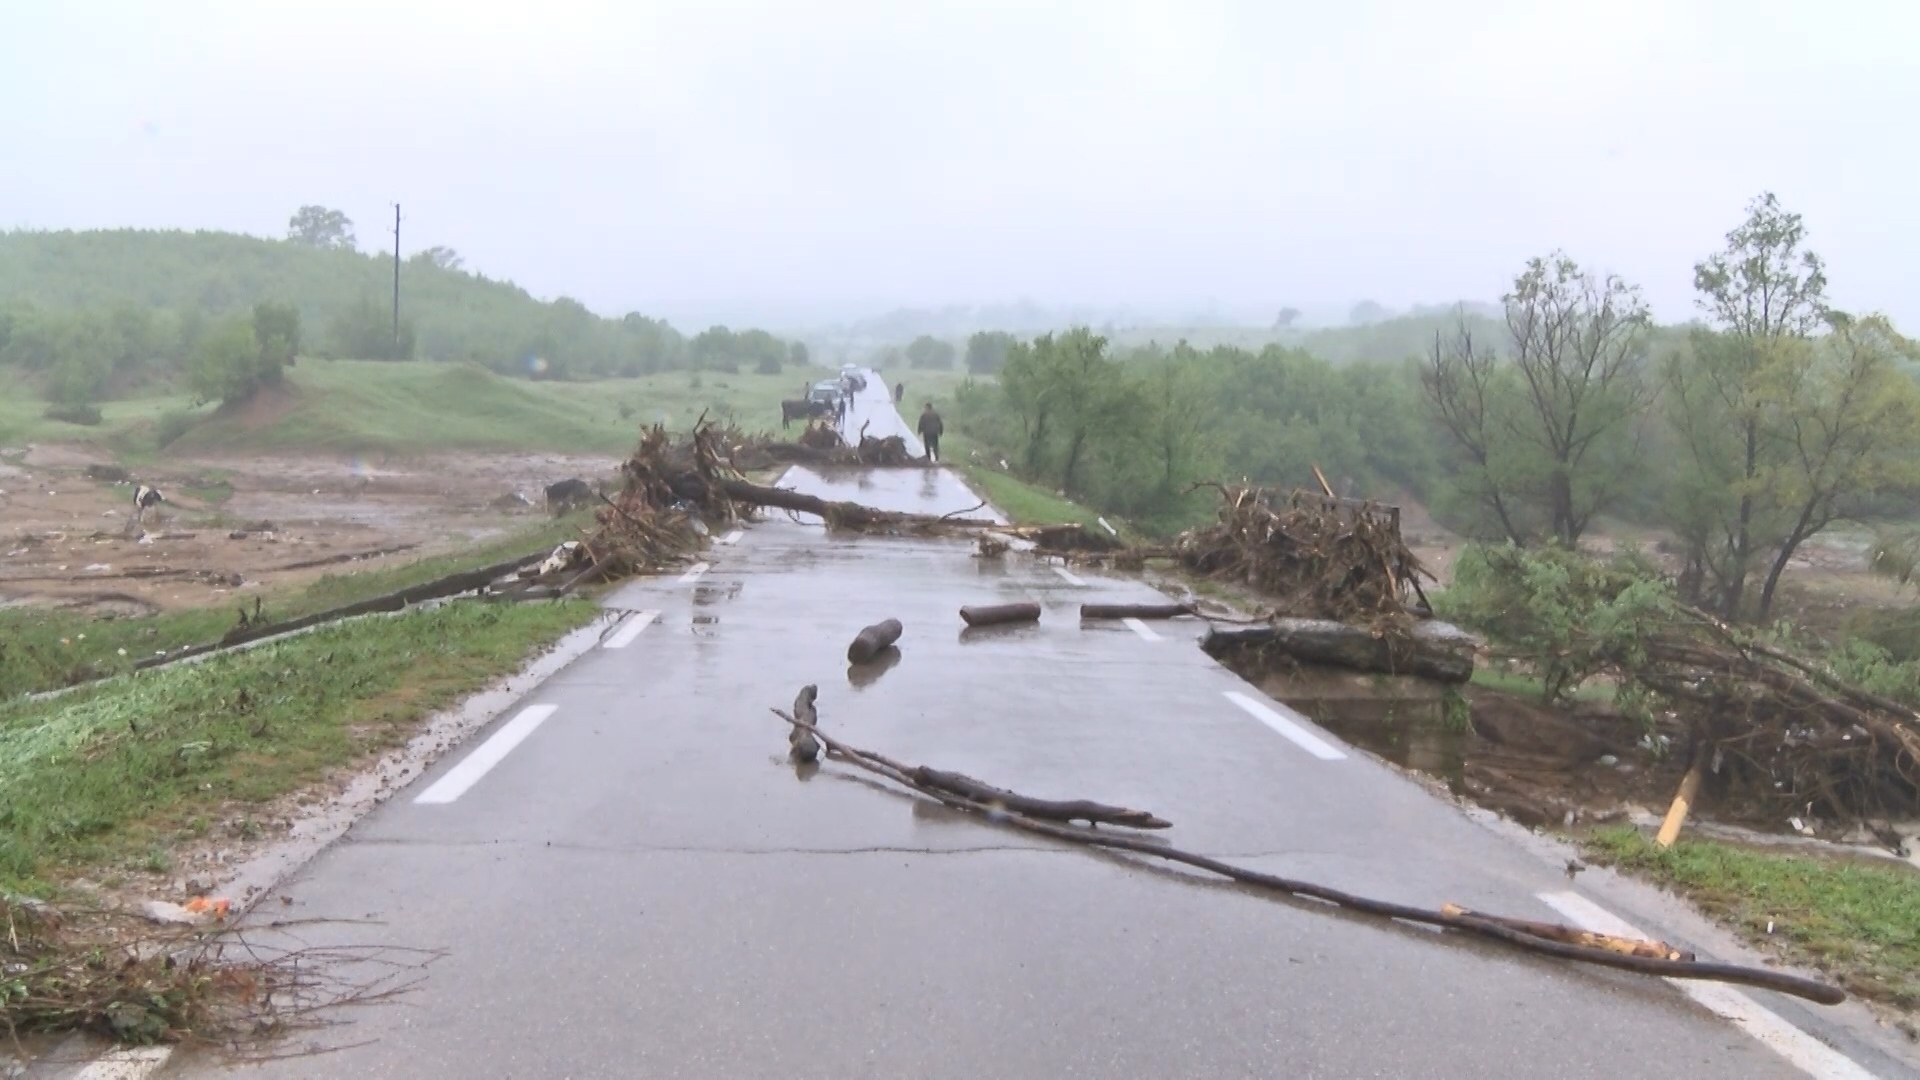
[894,381,905,405]
[917,402,944,464]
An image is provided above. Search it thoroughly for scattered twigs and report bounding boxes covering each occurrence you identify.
[770,702,1845,1006]
[1,896,436,1049]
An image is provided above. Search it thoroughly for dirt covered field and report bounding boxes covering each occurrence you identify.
[0,442,619,615]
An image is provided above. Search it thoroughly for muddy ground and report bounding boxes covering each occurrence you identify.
[0,443,620,614]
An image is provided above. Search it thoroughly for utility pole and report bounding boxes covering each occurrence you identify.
[390,203,402,358]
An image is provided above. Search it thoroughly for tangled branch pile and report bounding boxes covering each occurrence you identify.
[1174,486,1426,626]
[1444,544,1920,823]
[2,895,422,1047]
[577,424,746,578]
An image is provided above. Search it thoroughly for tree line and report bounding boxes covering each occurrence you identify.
[0,212,805,410]
[950,193,1920,622]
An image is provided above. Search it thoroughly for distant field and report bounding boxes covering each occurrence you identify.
[0,360,973,458]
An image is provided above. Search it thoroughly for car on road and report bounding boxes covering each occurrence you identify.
[807,380,843,406]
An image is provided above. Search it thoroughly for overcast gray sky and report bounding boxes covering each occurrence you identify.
[5,0,1915,330]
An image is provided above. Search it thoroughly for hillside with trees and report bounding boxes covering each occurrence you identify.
[0,213,799,413]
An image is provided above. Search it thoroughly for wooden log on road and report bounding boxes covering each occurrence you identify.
[907,766,1171,829]
[961,601,1041,627]
[1203,617,1477,684]
[848,618,904,664]
[1080,602,1192,621]
[789,684,821,764]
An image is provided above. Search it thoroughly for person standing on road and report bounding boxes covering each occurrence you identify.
[894,381,904,404]
[917,402,944,463]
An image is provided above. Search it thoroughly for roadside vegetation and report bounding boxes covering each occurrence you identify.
[0,597,597,892]
[0,513,594,701]
[1585,828,1920,1014]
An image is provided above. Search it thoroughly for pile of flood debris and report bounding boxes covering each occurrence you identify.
[1173,485,1428,626]
[0,891,420,1048]
[739,422,922,469]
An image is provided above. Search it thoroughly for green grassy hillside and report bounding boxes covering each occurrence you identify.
[169,360,821,455]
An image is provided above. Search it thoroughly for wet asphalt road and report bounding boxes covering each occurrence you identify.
[161,381,1889,1079]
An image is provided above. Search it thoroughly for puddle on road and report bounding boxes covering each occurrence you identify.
[847,645,902,689]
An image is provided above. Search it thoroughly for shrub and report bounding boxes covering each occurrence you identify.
[43,402,103,426]
[755,355,782,375]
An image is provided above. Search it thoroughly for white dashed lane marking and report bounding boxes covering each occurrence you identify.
[1223,691,1347,761]
[1052,566,1087,586]
[680,562,710,583]
[718,529,743,545]
[604,610,659,649]
[1123,617,1162,642]
[75,1046,172,1080]
[1536,891,1876,1080]
[414,705,559,805]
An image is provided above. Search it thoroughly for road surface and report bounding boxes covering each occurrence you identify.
[134,374,1900,1079]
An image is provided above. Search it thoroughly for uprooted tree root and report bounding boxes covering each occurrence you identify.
[3,897,431,1051]
[772,696,1846,1007]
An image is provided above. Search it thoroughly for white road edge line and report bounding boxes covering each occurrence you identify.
[1123,617,1162,642]
[680,562,710,583]
[718,529,743,545]
[1222,691,1347,761]
[603,610,660,649]
[414,705,559,805]
[1537,891,1876,1080]
[75,1046,172,1080]
[1052,566,1087,586]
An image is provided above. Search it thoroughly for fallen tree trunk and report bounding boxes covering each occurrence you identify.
[1080,602,1192,620]
[129,553,549,674]
[907,767,1171,829]
[717,477,998,531]
[1203,617,1477,684]
[960,602,1041,627]
[771,701,1843,1006]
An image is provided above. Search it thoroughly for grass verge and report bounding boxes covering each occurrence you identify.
[1584,826,1920,1012]
[0,512,593,700]
[0,597,598,892]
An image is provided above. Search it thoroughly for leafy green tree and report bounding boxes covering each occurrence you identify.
[1349,300,1391,326]
[1665,193,1867,618]
[964,331,1015,375]
[411,246,463,271]
[789,341,810,368]
[286,206,356,250]
[1272,307,1301,330]
[905,335,957,370]
[189,318,268,405]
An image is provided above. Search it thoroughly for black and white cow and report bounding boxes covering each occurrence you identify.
[132,484,164,526]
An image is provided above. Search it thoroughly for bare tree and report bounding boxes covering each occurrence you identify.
[1502,253,1654,545]
[1422,312,1529,545]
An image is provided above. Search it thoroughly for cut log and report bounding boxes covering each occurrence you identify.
[906,766,1171,829]
[847,618,905,664]
[1202,617,1477,684]
[1656,763,1704,848]
[961,601,1041,627]
[789,684,821,763]
[1080,602,1192,620]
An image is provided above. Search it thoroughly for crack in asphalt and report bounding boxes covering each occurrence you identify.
[344,836,1340,860]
